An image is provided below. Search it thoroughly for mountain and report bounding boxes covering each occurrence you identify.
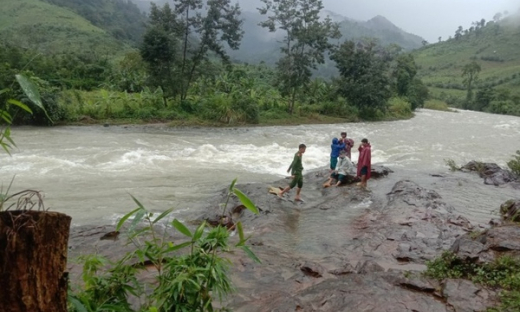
[41,0,148,44]
[413,13,520,101]
[227,10,425,65]
[337,15,424,50]
[0,0,131,55]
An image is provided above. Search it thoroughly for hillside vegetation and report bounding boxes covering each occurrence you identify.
[42,0,147,44]
[0,0,130,55]
[414,13,520,114]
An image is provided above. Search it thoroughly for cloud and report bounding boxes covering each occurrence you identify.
[236,0,520,42]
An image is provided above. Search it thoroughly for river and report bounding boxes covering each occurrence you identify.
[1,109,519,225]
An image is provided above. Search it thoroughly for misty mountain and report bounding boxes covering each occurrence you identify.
[227,10,425,64]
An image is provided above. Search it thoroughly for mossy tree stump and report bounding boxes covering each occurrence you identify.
[0,211,71,312]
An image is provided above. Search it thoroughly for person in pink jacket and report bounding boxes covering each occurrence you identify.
[357,138,371,189]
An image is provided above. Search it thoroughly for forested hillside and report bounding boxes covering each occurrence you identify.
[414,12,520,115]
[42,0,147,43]
[0,0,129,55]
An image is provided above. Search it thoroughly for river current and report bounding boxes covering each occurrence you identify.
[1,109,519,225]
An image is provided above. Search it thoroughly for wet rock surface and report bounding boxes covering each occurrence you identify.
[67,163,519,311]
[462,161,520,188]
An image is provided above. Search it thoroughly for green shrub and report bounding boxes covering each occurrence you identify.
[388,97,412,118]
[68,180,260,312]
[259,108,290,120]
[424,99,451,111]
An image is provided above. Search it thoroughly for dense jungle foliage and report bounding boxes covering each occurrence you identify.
[0,0,430,127]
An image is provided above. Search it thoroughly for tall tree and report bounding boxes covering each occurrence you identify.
[331,40,391,116]
[140,0,243,101]
[140,3,181,99]
[258,0,340,114]
[461,61,481,109]
[174,0,243,101]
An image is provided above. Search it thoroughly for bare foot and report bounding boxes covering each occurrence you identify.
[294,197,303,202]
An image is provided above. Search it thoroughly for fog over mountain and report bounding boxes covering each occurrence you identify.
[235,0,520,42]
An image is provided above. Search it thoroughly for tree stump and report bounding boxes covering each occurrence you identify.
[0,211,71,312]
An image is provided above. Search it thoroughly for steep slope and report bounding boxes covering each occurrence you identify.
[41,0,147,44]
[0,0,130,55]
[413,14,520,99]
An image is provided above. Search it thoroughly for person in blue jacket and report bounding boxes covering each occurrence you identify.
[330,137,345,172]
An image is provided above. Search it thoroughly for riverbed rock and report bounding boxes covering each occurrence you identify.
[442,279,497,312]
[66,166,503,311]
[451,224,520,263]
[462,161,519,187]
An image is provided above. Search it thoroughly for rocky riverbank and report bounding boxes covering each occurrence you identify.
[67,163,520,311]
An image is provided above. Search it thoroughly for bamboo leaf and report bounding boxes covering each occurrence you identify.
[240,245,261,263]
[15,74,52,122]
[152,208,174,224]
[130,207,146,232]
[164,241,192,252]
[236,221,245,242]
[7,99,32,114]
[193,221,206,241]
[116,207,141,231]
[67,295,88,312]
[233,188,259,214]
[130,194,145,209]
[1,110,13,123]
[172,219,192,237]
[229,178,237,192]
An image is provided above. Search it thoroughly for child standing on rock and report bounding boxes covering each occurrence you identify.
[279,144,306,202]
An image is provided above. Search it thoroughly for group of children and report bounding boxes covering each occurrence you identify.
[278,131,372,202]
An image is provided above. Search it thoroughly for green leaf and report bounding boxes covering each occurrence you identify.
[233,188,259,214]
[130,208,146,232]
[240,245,261,263]
[128,226,151,240]
[193,221,206,241]
[7,99,32,114]
[116,207,141,231]
[67,295,88,312]
[172,219,192,237]
[152,208,173,224]
[229,178,237,192]
[1,110,13,123]
[236,221,245,242]
[15,74,52,122]
[164,241,192,252]
[0,88,9,95]
[130,194,145,209]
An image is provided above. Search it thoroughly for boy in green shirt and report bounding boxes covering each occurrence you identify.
[278,144,306,202]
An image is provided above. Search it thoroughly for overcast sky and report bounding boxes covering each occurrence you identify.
[237,0,519,42]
